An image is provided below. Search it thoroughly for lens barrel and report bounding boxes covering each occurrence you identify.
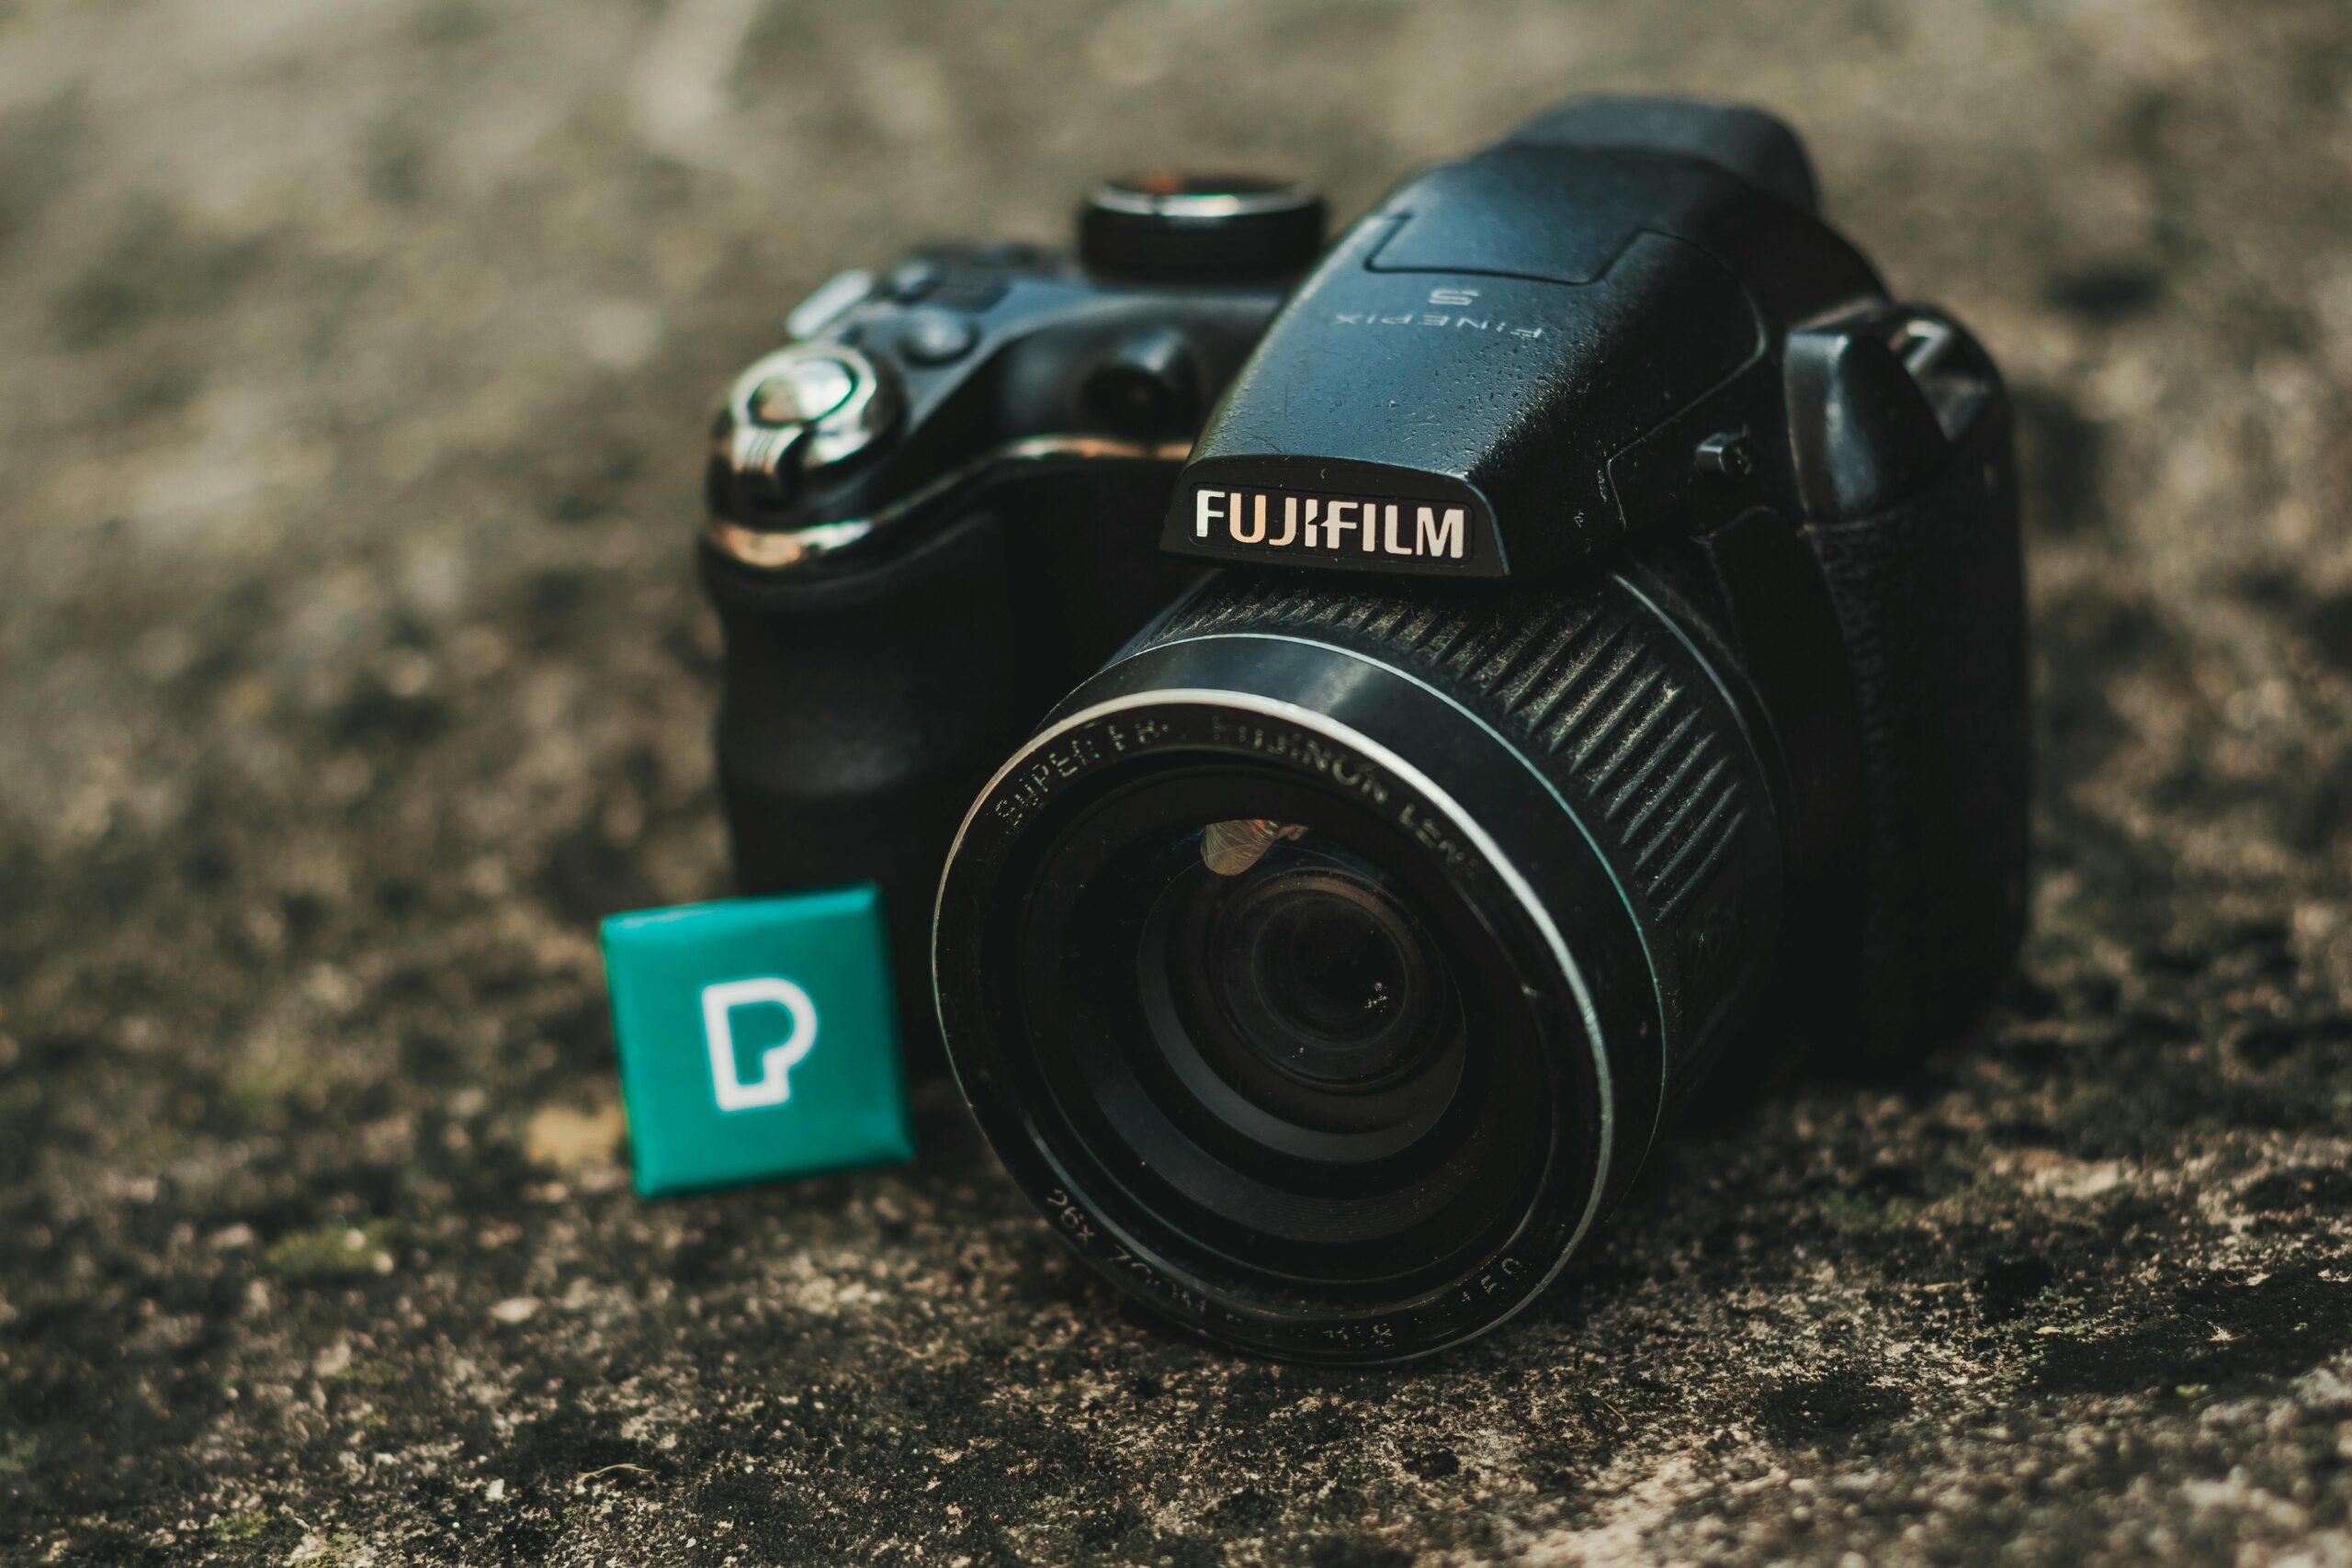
[933,570,1782,1360]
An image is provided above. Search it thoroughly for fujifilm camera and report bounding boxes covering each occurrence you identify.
[696,96,2029,1361]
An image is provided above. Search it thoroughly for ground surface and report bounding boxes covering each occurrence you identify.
[4,1,2352,1563]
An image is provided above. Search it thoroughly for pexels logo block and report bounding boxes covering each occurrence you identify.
[601,886,915,1196]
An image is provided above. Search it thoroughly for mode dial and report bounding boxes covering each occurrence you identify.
[1080,175,1326,282]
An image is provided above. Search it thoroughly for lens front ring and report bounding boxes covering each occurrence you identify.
[933,632,1668,1362]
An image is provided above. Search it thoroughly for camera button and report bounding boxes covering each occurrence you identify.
[899,310,979,366]
[751,353,857,425]
[715,344,900,509]
[1084,327,1201,436]
[885,257,944,302]
[785,268,876,341]
[1693,431,1757,479]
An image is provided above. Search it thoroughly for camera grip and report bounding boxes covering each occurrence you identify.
[1804,406,2029,1056]
[699,513,1017,1047]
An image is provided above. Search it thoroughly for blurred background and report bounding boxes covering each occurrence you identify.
[4,2,2351,1564]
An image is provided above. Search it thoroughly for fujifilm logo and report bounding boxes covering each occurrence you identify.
[1192,487,1472,562]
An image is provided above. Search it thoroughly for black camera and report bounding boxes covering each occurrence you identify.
[697,96,2029,1361]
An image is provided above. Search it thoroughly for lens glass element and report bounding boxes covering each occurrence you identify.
[1006,768,1544,1294]
[1147,824,1463,1153]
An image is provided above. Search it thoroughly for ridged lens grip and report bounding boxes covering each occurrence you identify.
[1136,569,1784,1108]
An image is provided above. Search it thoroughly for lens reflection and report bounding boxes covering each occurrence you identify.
[1138,827,1464,1154]
[1210,848,1435,1088]
[982,761,1558,1290]
[1200,817,1306,876]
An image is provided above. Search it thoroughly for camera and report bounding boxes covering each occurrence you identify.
[697,96,2029,1361]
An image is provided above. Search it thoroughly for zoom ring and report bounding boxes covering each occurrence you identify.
[1141,575,1762,934]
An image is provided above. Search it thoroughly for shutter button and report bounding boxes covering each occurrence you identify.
[711,344,899,514]
[752,354,857,424]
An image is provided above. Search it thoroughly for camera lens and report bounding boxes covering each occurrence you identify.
[933,572,1784,1361]
[1141,827,1465,1159]
[1204,839,1442,1089]
[1009,770,1536,1279]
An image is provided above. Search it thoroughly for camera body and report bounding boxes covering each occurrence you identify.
[700,97,2027,1360]
[701,206,1308,1030]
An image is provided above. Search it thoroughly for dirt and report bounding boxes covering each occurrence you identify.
[4,1,2352,1563]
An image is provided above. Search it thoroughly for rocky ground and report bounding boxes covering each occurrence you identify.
[4,1,2352,1563]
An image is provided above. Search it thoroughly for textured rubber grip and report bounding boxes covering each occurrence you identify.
[1804,405,2029,1055]
[1166,581,1755,913]
[701,512,1020,1053]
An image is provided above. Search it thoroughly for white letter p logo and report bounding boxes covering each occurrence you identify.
[699,977,820,1112]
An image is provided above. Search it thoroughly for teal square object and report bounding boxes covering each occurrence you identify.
[600,886,916,1197]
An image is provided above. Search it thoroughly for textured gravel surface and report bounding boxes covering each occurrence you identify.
[6,1,2352,1563]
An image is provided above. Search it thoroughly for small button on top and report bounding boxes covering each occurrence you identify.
[1083,327,1200,437]
[898,310,978,366]
[1693,430,1757,479]
[885,258,944,302]
[785,268,876,341]
[929,275,1008,313]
